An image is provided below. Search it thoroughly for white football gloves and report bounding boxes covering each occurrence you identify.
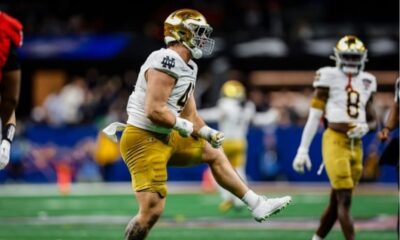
[292,147,312,174]
[0,140,11,170]
[198,126,225,148]
[102,122,127,142]
[173,117,194,137]
[347,123,369,139]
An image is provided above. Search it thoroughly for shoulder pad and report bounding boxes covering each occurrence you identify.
[151,49,185,79]
[313,67,336,88]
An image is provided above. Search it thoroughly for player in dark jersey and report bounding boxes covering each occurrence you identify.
[0,11,23,170]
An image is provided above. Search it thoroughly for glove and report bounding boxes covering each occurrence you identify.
[292,147,312,174]
[173,117,193,137]
[198,126,225,148]
[347,123,369,139]
[102,122,127,142]
[0,140,11,170]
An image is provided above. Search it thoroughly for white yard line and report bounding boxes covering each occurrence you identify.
[0,182,396,197]
[0,215,396,231]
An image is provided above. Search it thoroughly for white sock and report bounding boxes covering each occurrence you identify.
[312,234,323,240]
[241,190,260,210]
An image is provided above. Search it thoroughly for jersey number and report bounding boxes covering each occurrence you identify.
[177,83,194,111]
[347,90,360,118]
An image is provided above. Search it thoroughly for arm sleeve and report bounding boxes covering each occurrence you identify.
[298,108,323,151]
[3,45,20,72]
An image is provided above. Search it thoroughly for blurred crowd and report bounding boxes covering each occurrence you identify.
[31,68,136,127]
[26,67,395,128]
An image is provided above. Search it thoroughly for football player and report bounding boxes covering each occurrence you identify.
[292,36,377,240]
[103,9,291,240]
[199,80,280,212]
[378,77,399,240]
[0,12,23,170]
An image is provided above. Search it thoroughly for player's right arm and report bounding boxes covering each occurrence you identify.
[379,78,400,141]
[0,50,21,170]
[292,69,329,174]
[145,68,193,137]
[0,70,19,170]
[0,12,23,170]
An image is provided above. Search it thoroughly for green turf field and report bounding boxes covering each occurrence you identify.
[0,185,397,240]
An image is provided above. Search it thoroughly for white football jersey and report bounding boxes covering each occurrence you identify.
[313,66,377,124]
[126,48,198,134]
[217,98,256,139]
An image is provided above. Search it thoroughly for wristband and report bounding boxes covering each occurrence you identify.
[198,125,212,139]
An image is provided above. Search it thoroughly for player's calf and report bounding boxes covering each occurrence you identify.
[125,212,162,240]
[125,216,149,240]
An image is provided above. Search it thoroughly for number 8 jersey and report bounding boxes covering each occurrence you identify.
[127,48,198,134]
[313,66,377,124]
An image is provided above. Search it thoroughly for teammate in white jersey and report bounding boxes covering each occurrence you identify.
[103,9,291,240]
[292,36,377,240]
[199,80,280,211]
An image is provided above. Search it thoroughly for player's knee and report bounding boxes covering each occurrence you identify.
[148,209,163,226]
[140,207,163,227]
[203,146,226,165]
[336,190,352,208]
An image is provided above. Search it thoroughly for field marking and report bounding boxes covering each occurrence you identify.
[0,215,396,231]
[0,182,397,197]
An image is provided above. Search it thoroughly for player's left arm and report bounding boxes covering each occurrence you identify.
[379,101,399,141]
[180,95,224,148]
[180,94,206,134]
[379,78,400,141]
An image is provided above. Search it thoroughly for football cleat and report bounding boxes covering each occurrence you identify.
[251,196,292,222]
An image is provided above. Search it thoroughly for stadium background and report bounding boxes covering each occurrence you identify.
[0,0,398,239]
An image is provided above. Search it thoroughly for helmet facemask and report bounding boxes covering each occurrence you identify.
[334,49,367,75]
[164,9,215,59]
[185,23,215,57]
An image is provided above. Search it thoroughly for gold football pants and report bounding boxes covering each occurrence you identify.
[322,128,363,189]
[120,125,206,197]
[222,139,246,168]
